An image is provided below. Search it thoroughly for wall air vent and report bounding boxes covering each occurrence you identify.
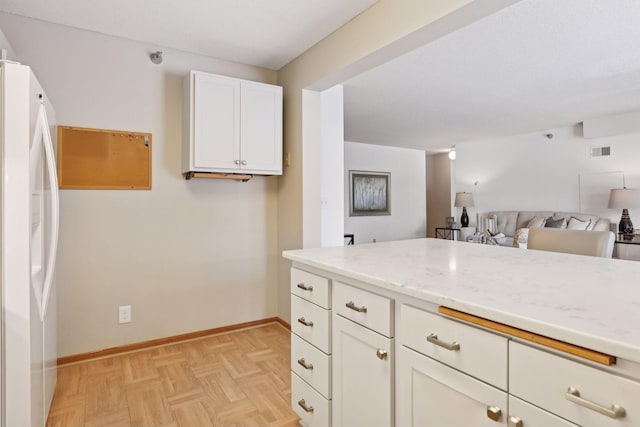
[591,146,611,157]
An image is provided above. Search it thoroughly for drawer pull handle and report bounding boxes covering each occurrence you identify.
[297,283,313,291]
[566,387,626,419]
[508,416,523,427]
[486,406,502,422]
[346,301,367,313]
[376,349,388,360]
[427,333,461,351]
[298,399,314,413]
[297,317,314,327]
[297,358,314,370]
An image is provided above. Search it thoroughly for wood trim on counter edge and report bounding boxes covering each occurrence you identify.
[58,316,291,366]
[439,306,616,366]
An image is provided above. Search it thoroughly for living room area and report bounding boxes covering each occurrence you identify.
[330,0,640,261]
[434,121,640,259]
[340,114,640,261]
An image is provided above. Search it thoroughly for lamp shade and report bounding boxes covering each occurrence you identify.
[454,192,474,207]
[608,188,640,209]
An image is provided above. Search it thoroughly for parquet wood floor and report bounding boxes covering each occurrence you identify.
[47,322,300,427]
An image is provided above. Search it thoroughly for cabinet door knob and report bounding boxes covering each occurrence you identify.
[508,416,523,427]
[296,283,313,292]
[427,333,461,351]
[298,399,314,413]
[376,349,388,360]
[235,160,240,165]
[241,160,247,165]
[297,358,314,370]
[486,406,502,422]
[566,387,626,419]
[297,317,314,327]
[346,301,367,313]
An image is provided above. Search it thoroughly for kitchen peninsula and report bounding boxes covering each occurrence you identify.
[283,238,640,427]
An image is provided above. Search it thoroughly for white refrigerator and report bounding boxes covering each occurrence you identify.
[1,61,59,426]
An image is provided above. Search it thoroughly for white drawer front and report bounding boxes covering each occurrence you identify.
[333,281,393,337]
[292,372,331,427]
[509,396,578,426]
[291,295,331,354]
[291,268,331,309]
[291,332,332,399]
[510,341,640,427]
[400,304,508,390]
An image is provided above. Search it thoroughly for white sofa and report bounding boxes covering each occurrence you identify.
[476,211,612,248]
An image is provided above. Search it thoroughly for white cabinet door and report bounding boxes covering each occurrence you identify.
[240,80,282,174]
[509,396,578,427]
[193,72,241,171]
[332,314,393,427]
[397,346,508,427]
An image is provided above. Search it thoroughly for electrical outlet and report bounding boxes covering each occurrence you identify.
[118,305,132,324]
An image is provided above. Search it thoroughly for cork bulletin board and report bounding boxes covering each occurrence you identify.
[57,126,152,190]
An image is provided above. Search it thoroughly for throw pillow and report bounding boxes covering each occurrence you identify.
[514,228,530,247]
[567,216,591,230]
[484,214,498,234]
[545,217,567,228]
[526,216,546,228]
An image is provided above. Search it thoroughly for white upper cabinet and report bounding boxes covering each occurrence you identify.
[183,70,282,175]
[240,80,282,174]
[192,72,241,171]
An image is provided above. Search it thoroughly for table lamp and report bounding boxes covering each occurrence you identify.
[608,188,640,235]
[454,192,474,228]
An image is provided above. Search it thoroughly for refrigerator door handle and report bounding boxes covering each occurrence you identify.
[38,100,59,320]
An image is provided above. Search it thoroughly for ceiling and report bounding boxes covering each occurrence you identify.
[0,0,378,70]
[3,0,639,153]
[343,0,640,152]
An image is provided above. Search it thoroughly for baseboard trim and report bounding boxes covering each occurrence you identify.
[58,316,291,366]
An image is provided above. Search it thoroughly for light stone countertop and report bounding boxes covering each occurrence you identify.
[283,238,640,364]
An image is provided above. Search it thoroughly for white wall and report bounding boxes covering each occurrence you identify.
[0,13,279,357]
[301,90,322,249]
[344,142,426,244]
[0,27,16,60]
[454,125,640,228]
[320,86,345,247]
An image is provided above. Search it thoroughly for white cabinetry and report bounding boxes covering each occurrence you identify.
[288,263,639,427]
[510,341,638,426]
[400,305,507,389]
[398,304,639,427]
[397,346,507,426]
[183,70,282,175]
[397,304,508,426]
[508,396,578,427]
[290,268,332,427]
[332,282,394,427]
[240,80,282,174]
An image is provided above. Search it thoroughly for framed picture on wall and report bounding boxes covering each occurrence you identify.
[349,170,391,216]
